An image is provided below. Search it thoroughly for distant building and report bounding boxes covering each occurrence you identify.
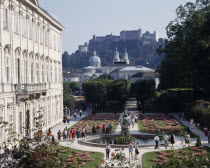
[142,31,158,45]
[129,72,160,88]
[120,29,142,41]
[78,42,88,53]
[88,50,101,68]
[63,72,79,82]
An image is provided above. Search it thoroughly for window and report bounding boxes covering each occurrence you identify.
[49,33,52,49]
[59,67,61,82]
[22,17,27,37]
[19,112,22,134]
[51,65,53,82]
[24,60,28,83]
[57,37,60,51]
[15,13,19,34]
[31,62,34,83]
[40,28,44,44]
[15,58,20,83]
[0,109,3,142]
[5,55,10,83]
[55,67,57,82]
[36,63,39,82]
[42,64,45,82]
[46,65,49,82]
[29,21,33,39]
[45,31,48,47]
[3,8,9,29]
[9,114,13,123]
[34,25,38,42]
[54,35,56,50]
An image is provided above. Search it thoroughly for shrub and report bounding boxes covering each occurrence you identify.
[114,136,135,144]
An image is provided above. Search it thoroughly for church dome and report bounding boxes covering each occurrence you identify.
[114,47,120,58]
[89,51,101,63]
[123,48,128,59]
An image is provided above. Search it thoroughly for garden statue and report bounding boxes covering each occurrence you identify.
[121,109,130,136]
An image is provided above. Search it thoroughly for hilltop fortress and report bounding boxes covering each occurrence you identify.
[78,28,160,53]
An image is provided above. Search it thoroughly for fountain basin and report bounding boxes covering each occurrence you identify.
[78,134,164,148]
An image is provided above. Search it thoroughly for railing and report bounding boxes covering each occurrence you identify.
[15,83,47,93]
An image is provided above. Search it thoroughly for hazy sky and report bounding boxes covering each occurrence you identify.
[39,0,195,54]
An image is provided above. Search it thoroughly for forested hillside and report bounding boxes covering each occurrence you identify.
[62,39,165,69]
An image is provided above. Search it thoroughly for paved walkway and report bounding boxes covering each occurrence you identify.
[49,108,92,135]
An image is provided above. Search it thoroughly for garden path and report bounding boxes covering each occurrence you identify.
[49,108,92,136]
[171,113,209,145]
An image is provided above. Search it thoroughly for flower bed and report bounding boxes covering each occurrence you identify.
[139,114,185,134]
[142,147,210,168]
[71,114,119,134]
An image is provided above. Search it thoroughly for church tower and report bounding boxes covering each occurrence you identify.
[113,47,120,64]
[122,47,130,64]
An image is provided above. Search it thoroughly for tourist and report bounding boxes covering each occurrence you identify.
[164,134,169,149]
[82,127,86,138]
[154,134,160,149]
[131,118,135,128]
[79,110,83,117]
[134,142,140,159]
[47,128,52,137]
[96,125,100,134]
[105,143,111,160]
[208,130,210,144]
[204,127,208,136]
[57,130,61,141]
[128,142,134,157]
[66,129,70,139]
[102,124,106,134]
[105,125,109,134]
[74,112,77,120]
[66,115,70,125]
[63,115,66,124]
[92,126,96,134]
[135,115,138,123]
[63,129,66,140]
[109,124,113,135]
[185,133,190,147]
[190,118,194,129]
[170,134,176,149]
[70,129,74,139]
[76,129,81,139]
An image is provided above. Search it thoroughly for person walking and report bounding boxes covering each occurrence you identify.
[135,115,138,123]
[105,143,111,160]
[190,118,194,129]
[109,124,112,135]
[164,134,169,149]
[134,142,140,159]
[74,112,77,120]
[66,115,70,125]
[204,127,208,136]
[128,142,134,158]
[154,135,160,149]
[79,110,82,117]
[57,130,61,141]
[81,127,86,138]
[76,129,81,139]
[170,134,176,149]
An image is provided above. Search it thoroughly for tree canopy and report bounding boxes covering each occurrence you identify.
[158,0,210,96]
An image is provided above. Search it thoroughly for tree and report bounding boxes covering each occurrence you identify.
[158,1,210,97]
[135,79,156,112]
[63,82,75,109]
[107,79,131,107]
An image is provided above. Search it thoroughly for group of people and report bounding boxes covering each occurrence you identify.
[105,141,140,160]
[63,109,83,124]
[57,126,87,141]
[154,134,176,149]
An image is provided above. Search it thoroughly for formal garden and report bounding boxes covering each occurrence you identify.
[142,147,210,168]
[138,114,186,135]
[70,114,120,134]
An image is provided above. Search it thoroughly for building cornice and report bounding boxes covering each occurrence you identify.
[20,0,64,31]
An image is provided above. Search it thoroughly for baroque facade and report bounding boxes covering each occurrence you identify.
[0,0,64,144]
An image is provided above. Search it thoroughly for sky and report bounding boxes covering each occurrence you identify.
[39,0,195,54]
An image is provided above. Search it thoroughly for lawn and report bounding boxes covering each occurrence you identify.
[70,114,119,134]
[138,114,187,135]
[142,147,210,168]
[57,145,104,168]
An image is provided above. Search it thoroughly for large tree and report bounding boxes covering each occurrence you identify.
[158,0,210,95]
[135,79,156,111]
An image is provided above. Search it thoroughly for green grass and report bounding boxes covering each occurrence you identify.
[59,146,104,168]
[138,120,150,133]
[142,152,158,168]
[142,147,210,168]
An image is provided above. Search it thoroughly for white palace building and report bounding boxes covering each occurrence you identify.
[0,0,64,144]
